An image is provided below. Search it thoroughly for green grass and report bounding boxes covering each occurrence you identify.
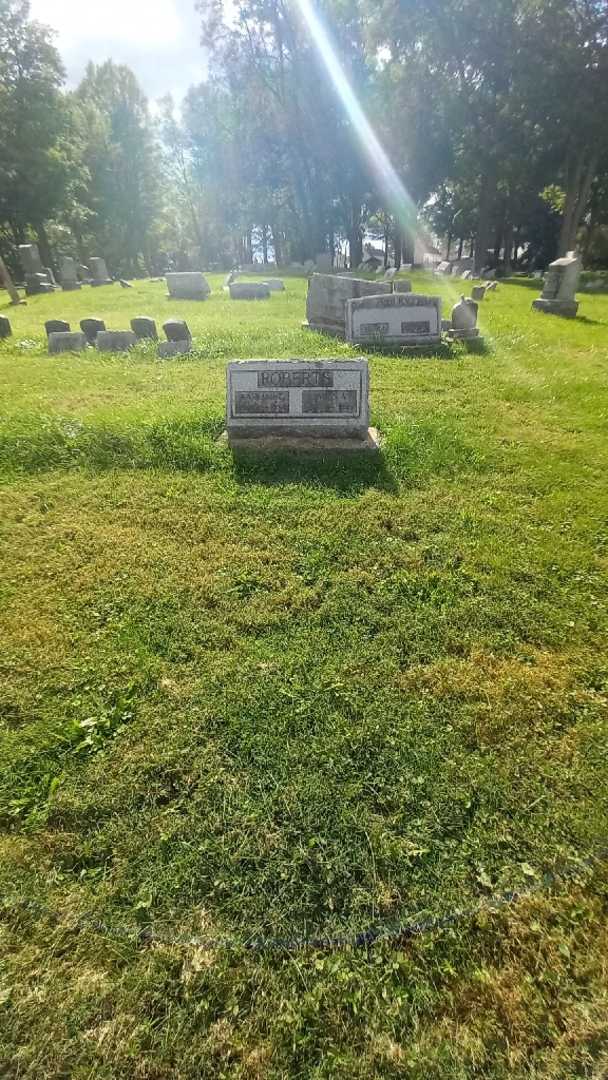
[1,273,607,1077]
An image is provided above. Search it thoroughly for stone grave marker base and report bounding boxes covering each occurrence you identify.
[532,299,579,318]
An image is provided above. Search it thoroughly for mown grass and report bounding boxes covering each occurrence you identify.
[1,273,607,1077]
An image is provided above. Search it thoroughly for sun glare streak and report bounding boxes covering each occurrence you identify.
[293,0,433,257]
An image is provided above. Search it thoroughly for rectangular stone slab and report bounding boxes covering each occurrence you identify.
[345,293,442,346]
[226,359,370,440]
[48,331,87,354]
[95,330,137,351]
[166,272,210,300]
[305,274,392,336]
[229,282,271,299]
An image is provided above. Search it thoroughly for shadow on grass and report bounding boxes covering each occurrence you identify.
[232,446,398,494]
[0,415,226,476]
[577,315,607,327]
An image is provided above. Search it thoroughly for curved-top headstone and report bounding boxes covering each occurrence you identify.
[59,256,81,291]
[131,316,158,340]
[163,319,191,342]
[305,273,392,337]
[45,319,70,336]
[471,285,487,302]
[165,272,210,300]
[80,318,106,343]
[0,315,12,339]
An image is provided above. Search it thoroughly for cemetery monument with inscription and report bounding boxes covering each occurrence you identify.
[532,251,580,318]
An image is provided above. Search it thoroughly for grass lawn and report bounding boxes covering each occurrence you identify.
[1,273,607,1077]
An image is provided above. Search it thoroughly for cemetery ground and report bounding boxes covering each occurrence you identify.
[1,273,607,1078]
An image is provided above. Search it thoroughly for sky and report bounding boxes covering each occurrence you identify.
[29,0,207,102]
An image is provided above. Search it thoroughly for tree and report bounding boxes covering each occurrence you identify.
[0,0,72,268]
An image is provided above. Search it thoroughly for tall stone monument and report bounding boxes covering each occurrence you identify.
[18,244,54,294]
[59,256,82,291]
[89,257,112,286]
[532,251,580,318]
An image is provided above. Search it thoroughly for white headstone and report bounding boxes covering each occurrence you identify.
[345,292,442,347]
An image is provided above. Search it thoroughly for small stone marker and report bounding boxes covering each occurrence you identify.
[95,330,137,352]
[45,319,70,336]
[158,341,191,358]
[131,316,158,340]
[384,267,396,281]
[471,285,487,301]
[229,282,271,299]
[393,279,412,293]
[532,251,580,318]
[263,279,286,291]
[89,257,112,286]
[59,256,81,291]
[345,292,442,347]
[163,319,191,342]
[48,331,87,354]
[225,358,376,450]
[447,296,481,342]
[305,273,392,337]
[485,281,498,292]
[80,318,106,344]
[25,272,53,296]
[0,315,12,339]
[461,270,472,281]
[435,261,451,275]
[166,272,210,300]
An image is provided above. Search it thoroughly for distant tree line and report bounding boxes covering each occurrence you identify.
[1,0,607,278]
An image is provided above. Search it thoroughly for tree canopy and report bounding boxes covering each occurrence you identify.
[1,0,607,275]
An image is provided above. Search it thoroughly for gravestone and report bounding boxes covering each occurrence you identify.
[158,341,191,358]
[18,244,45,276]
[229,282,271,299]
[48,331,87,354]
[435,261,451,275]
[224,270,237,288]
[305,273,392,337]
[225,358,376,449]
[163,319,191,342]
[446,296,480,342]
[471,285,487,301]
[393,279,412,293]
[315,253,333,273]
[166,272,210,300]
[79,264,90,281]
[95,330,137,352]
[532,251,580,318]
[345,292,442,347]
[89,257,112,286]
[44,267,58,287]
[25,272,53,296]
[45,319,70,336]
[131,316,158,340]
[485,281,498,292]
[80,318,106,344]
[0,316,12,339]
[384,268,396,281]
[263,279,286,291]
[461,270,472,281]
[59,256,81,291]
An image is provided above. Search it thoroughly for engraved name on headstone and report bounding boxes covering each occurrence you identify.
[345,293,442,346]
[226,359,369,441]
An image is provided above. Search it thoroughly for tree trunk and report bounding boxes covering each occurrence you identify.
[34,221,54,272]
[401,229,415,265]
[270,225,283,266]
[559,151,598,256]
[348,196,363,268]
[475,169,497,275]
[393,221,402,270]
[503,221,514,274]
[261,225,269,264]
[457,237,464,259]
[446,232,452,259]
[0,255,22,304]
